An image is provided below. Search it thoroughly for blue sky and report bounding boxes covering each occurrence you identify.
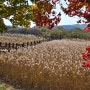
[4,0,84,27]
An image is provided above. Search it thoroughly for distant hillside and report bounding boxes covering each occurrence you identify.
[62,24,87,30]
[54,24,87,30]
[7,24,87,31]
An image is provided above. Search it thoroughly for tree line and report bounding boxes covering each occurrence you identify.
[6,27,90,40]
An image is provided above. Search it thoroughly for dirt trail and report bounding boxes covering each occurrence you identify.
[0,81,22,90]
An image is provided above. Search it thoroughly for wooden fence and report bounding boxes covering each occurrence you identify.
[0,34,63,52]
[0,38,51,52]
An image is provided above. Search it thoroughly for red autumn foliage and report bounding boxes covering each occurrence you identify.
[33,0,90,30]
[84,24,90,32]
[82,46,90,69]
[61,0,90,31]
[33,0,61,29]
[82,60,90,68]
[86,46,90,51]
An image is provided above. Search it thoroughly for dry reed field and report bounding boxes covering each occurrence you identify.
[0,33,41,43]
[0,39,90,90]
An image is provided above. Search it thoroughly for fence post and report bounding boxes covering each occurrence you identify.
[22,43,25,47]
[36,41,39,44]
[0,42,2,52]
[5,42,8,48]
[0,42,2,47]
[27,42,29,47]
[30,42,32,46]
[16,43,19,50]
[8,43,11,52]
[33,41,36,45]
[12,43,15,49]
